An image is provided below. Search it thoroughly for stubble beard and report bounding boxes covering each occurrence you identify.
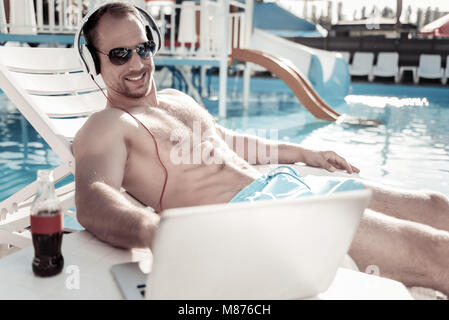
[123,82,152,99]
[121,69,152,99]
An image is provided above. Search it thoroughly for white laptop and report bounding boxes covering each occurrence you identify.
[111,189,371,300]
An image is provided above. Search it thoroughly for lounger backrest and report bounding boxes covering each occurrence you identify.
[0,47,106,120]
[376,52,399,70]
[0,46,107,169]
[352,52,374,71]
[418,54,442,74]
[2,47,81,73]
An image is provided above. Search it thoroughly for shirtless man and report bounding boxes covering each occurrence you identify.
[73,3,449,295]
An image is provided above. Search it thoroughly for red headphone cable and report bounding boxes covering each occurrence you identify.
[91,75,168,213]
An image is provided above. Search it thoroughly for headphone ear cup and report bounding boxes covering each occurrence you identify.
[145,25,152,43]
[81,44,100,75]
[145,25,158,55]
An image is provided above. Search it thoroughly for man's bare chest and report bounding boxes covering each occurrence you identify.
[126,103,217,150]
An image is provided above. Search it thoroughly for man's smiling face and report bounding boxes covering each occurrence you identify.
[95,13,155,100]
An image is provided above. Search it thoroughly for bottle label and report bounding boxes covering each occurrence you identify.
[31,213,64,234]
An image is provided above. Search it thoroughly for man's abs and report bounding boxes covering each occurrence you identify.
[123,156,260,210]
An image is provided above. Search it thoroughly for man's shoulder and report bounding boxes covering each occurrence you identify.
[158,88,186,97]
[77,108,125,134]
[157,88,205,111]
[158,88,200,102]
[73,109,127,153]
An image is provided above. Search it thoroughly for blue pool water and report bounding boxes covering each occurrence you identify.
[0,80,448,212]
[214,79,449,196]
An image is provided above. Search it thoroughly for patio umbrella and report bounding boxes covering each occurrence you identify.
[420,13,449,37]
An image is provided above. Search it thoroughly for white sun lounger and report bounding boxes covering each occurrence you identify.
[349,52,374,78]
[0,46,105,252]
[369,52,399,83]
[415,54,445,84]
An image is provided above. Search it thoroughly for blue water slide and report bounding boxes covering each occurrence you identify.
[251,3,349,102]
[253,2,326,37]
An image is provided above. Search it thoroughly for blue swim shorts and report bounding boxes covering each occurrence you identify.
[230,165,364,203]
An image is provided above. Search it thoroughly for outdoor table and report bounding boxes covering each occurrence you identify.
[399,66,418,82]
[0,231,412,300]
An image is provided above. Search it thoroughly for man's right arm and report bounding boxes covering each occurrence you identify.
[73,113,159,249]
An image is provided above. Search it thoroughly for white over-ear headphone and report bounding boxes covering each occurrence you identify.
[74,3,161,76]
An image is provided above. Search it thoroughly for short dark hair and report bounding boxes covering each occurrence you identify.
[82,2,145,49]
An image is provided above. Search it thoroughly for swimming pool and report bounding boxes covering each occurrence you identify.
[0,79,448,208]
[215,79,449,196]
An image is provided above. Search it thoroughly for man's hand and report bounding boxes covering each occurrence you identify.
[301,150,360,174]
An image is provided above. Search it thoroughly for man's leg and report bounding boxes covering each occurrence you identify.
[348,209,449,295]
[363,181,449,232]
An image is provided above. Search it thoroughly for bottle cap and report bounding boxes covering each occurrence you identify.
[37,169,54,182]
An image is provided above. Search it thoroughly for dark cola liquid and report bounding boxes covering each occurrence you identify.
[32,210,64,277]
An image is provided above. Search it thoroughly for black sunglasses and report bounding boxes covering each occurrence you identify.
[95,41,156,65]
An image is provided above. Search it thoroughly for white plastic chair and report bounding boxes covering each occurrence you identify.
[349,52,374,78]
[415,54,445,84]
[370,52,399,83]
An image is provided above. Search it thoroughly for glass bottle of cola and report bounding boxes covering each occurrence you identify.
[30,169,64,277]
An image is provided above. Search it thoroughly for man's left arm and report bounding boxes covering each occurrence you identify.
[216,125,360,174]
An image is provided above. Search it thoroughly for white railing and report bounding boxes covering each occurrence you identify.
[0,0,255,118]
[151,0,223,58]
[152,0,251,58]
[0,0,92,34]
[0,0,252,58]
[229,11,244,50]
[275,0,329,22]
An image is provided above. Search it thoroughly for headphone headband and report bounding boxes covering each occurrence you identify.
[74,3,161,76]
